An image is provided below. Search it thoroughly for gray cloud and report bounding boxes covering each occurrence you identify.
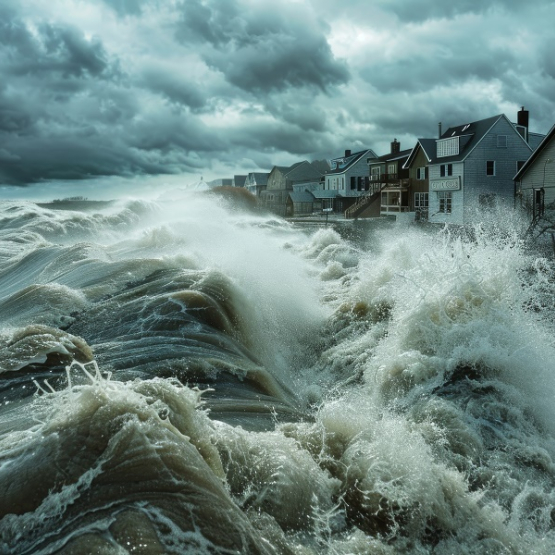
[361,45,516,94]
[139,66,207,111]
[175,0,350,93]
[370,0,551,22]
[0,19,111,80]
[101,0,151,17]
[0,0,554,188]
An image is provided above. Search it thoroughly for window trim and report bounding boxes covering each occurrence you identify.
[414,192,429,209]
[438,191,452,214]
[437,137,459,158]
[440,164,453,177]
[486,160,496,176]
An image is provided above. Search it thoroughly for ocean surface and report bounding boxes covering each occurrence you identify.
[1,190,555,554]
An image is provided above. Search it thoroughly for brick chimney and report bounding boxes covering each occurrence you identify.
[517,106,529,129]
[391,139,400,154]
[344,149,352,157]
[517,106,529,142]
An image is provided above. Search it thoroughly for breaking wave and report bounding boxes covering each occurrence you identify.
[1,192,555,554]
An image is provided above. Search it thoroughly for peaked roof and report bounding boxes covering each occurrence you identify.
[369,148,412,164]
[327,149,378,175]
[514,122,555,181]
[404,114,533,167]
[431,114,504,163]
[233,175,247,186]
[310,159,331,174]
[288,191,315,203]
[246,172,269,185]
[403,138,437,169]
[271,160,323,181]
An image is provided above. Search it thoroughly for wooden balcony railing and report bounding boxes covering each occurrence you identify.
[370,175,411,187]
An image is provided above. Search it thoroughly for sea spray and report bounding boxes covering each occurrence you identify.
[2,195,555,553]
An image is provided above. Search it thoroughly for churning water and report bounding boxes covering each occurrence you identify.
[1,189,555,554]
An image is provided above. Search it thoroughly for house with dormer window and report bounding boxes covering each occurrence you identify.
[424,108,542,225]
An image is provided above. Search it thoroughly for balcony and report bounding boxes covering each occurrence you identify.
[370,174,410,187]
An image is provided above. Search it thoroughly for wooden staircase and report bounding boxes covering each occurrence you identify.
[344,184,383,219]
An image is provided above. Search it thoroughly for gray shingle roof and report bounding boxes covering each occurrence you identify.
[430,114,503,164]
[289,191,315,203]
[403,138,437,169]
[327,149,377,175]
[312,190,341,198]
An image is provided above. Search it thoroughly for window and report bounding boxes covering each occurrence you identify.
[516,160,525,173]
[387,163,396,176]
[486,161,495,176]
[438,191,452,213]
[414,192,429,209]
[440,164,453,177]
[497,135,508,148]
[350,176,356,190]
[437,137,459,157]
[416,167,428,180]
[371,167,381,181]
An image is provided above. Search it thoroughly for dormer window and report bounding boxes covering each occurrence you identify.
[437,137,459,158]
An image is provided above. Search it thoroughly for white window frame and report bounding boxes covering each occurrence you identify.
[414,192,428,209]
[438,191,452,214]
[486,160,496,176]
[437,137,459,157]
[497,135,508,148]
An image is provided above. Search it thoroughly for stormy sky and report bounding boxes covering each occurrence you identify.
[1,0,555,190]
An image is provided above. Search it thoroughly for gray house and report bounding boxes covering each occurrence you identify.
[426,110,539,225]
[323,149,378,213]
[261,161,324,216]
[514,122,555,222]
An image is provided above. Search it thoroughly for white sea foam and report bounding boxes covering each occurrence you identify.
[2,193,555,553]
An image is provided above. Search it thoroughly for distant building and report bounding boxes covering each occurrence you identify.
[208,178,233,188]
[514,121,555,223]
[286,190,315,217]
[244,172,270,197]
[261,161,325,216]
[233,175,247,187]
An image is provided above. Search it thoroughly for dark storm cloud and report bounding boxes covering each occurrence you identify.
[361,45,516,94]
[0,0,554,188]
[0,19,110,80]
[175,0,350,93]
[139,67,207,111]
